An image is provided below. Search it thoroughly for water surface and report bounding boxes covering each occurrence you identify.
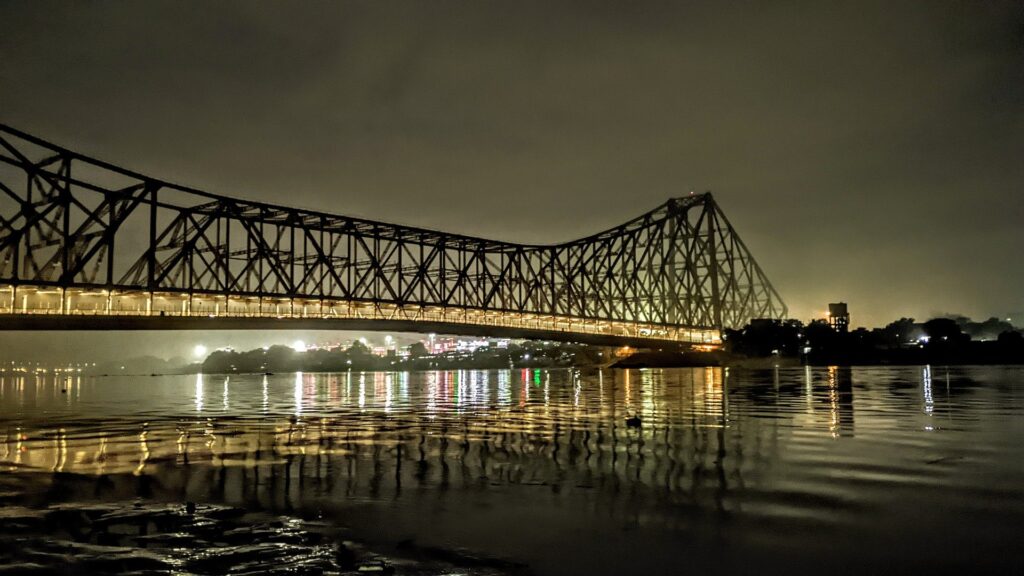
[2,366,1022,575]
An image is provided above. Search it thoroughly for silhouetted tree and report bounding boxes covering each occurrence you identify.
[878,317,920,347]
[724,318,804,357]
[962,317,1016,341]
[923,318,967,343]
[347,340,370,356]
[998,330,1023,346]
[804,319,837,352]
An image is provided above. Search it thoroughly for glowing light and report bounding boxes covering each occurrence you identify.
[193,344,208,358]
[292,340,307,352]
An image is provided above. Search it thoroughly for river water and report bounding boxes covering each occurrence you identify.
[1,366,1022,575]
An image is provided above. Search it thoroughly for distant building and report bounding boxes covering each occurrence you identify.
[828,302,850,333]
[429,337,458,354]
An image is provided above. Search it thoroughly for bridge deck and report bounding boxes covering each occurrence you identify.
[0,283,720,348]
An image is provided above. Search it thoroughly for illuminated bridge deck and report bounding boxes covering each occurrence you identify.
[0,285,718,347]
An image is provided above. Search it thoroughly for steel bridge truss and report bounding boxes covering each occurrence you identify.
[0,124,786,343]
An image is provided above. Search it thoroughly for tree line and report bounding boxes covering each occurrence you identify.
[724,316,1023,365]
[199,340,605,374]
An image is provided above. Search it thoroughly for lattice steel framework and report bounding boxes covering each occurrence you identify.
[0,124,786,341]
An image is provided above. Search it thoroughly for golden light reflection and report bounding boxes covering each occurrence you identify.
[95,434,107,475]
[543,370,550,409]
[195,374,204,412]
[456,370,466,408]
[0,368,776,486]
[498,370,511,405]
[641,369,656,417]
[624,369,632,412]
[427,371,438,413]
[573,371,581,408]
[15,428,24,467]
[923,365,934,417]
[828,366,840,438]
[262,375,269,413]
[52,428,67,473]
[804,365,813,414]
[177,428,187,461]
[695,366,727,423]
[134,424,150,476]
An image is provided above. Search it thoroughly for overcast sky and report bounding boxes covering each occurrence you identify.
[1,1,1022,347]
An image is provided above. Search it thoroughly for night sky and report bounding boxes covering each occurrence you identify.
[2,1,1022,333]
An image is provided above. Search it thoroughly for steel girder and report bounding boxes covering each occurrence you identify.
[0,124,786,332]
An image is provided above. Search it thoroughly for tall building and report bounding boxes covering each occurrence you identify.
[828,302,850,333]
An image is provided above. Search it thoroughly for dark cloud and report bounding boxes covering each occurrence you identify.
[1,0,1021,328]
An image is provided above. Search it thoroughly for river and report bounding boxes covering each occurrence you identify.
[1,366,1022,574]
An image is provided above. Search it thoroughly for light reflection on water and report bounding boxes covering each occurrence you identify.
[1,366,1023,575]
